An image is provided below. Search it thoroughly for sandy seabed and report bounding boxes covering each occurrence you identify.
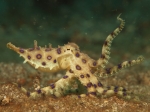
[0,63,150,112]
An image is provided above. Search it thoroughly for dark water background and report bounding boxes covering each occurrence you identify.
[0,0,149,67]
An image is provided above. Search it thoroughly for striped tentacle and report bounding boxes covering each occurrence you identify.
[97,56,144,78]
[13,81,56,99]
[14,70,76,99]
[97,14,125,68]
[100,86,132,100]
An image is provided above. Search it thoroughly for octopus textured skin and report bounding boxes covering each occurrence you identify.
[7,14,144,99]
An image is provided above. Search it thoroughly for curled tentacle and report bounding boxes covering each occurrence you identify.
[96,56,144,78]
[97,14,125,68]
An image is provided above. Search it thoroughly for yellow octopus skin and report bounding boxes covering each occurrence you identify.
[7,14,144,99]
